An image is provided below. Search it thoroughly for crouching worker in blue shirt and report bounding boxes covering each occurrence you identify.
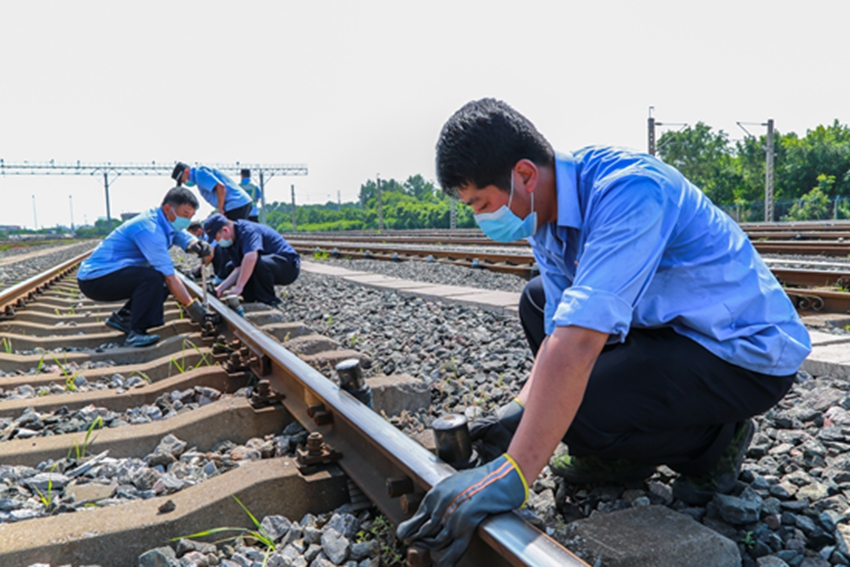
[396,99,812,566]
[172,162,253,221]
[77,187,212,348]
[203,214,300,307]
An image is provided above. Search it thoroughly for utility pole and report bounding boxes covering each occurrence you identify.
[259,170,267,225]
[32,195,37,230]
[765,118,775,222]
[290,185,297,231]
[647,106,656,156]
[103,172,112,224]
[647,106,687,157]
[69,195,74,230]
[737,119,776,222]
[337,190,341,212]
[450,197,457,229]
[376,175,384,232]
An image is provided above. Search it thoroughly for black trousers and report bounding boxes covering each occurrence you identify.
[225,203,252,221]
[519,276,795,476]
[229,254,300,304]
[78,267,169,333]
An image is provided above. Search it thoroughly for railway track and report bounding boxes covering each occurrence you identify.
[0,252,584,566]
[283,235,850,314]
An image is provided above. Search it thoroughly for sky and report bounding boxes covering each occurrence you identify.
[1,0,847,229]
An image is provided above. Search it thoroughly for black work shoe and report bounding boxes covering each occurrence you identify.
[105,312,131,334]
[124,331,160,348]
[672,419,755,505]
[549,452,656,484]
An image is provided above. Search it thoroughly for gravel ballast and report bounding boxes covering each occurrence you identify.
[19,252,850,565]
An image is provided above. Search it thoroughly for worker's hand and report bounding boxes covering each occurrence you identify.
[187,240,211,259]
[184,298,209,325]
[468,398,524,464]
[397,454,527,567]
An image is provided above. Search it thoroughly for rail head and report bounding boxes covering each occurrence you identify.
[0,251,92,315]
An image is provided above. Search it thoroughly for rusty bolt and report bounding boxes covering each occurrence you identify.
[313,411,333,426]
[407,545,431,567]
[400,493,424,515]
[256,380,271,397]
[386,477,415,498]
[306,432,325,456]
[307,404,325,418]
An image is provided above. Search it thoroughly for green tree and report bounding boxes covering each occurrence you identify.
[778,120,850,200]
[783,175,833,220]
[658,122,740,204]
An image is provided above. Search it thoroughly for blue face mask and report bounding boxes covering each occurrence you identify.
[169,213,191,231]
[218,238,233,248]
[184,179,196,188]
[474,170,538,242]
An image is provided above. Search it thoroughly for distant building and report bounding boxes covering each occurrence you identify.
[0,225,23,231]
[120,212,140,221]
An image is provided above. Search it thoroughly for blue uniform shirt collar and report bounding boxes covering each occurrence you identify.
[156,207,175,239]
[554,151,582,230]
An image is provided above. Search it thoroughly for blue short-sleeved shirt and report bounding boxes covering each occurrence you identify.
[240,180,263,217]
[77,208,195,280]
[224,220,299,268]
[528,147,811,376]
[190,167,252,212]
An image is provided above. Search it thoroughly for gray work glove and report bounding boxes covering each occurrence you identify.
[468,398,524,464]
[187,240,212,258]
[184,299,209,325]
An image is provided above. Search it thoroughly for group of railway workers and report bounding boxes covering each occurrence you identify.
[77,165,300,347]
[76,99,812,566]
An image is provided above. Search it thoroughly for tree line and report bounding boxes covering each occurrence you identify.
[658,120,850,221]
[264,174,478,232]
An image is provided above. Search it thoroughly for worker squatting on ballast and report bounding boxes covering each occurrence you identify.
[76,186,213,348]
[396,99,812,567]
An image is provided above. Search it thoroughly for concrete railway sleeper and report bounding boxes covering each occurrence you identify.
[0,255,584,566]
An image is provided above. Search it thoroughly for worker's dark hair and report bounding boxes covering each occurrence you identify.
[187,220,203,232]
[161,186,199,209]
[436,98,554,197]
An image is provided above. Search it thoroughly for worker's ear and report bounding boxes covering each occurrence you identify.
[162,203,175,222]
[514,159,539,195]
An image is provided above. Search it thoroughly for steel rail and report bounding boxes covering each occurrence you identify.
[285,234,530,247]
[752,241,850,256]
[179,275,588,567]
[771,268,850,289]
[0,250,91,316]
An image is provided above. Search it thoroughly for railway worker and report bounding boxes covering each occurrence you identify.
[171,162,253,221]
[397,98,812,565]
[239,168,263,223]
[76,187,213,348]
[187,220,229,283]
[203,213,300,307]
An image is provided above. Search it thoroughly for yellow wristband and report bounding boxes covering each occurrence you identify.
[512,397,524,408]
[502,453,529,508]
